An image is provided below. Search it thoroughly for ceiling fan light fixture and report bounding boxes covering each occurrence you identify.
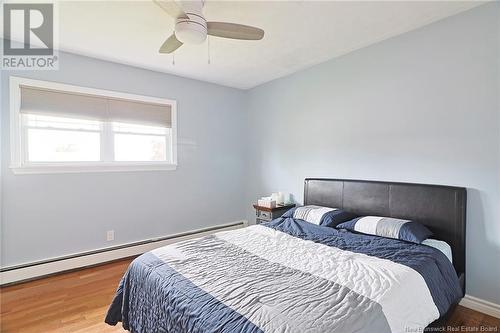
[155,0,264,54]
[175,19,207,44]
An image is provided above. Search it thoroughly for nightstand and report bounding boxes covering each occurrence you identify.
[253,203,296,224]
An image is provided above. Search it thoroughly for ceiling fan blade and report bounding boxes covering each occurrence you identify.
[207,22,264,40]
[159,34,183,53]
[153,0,188,19]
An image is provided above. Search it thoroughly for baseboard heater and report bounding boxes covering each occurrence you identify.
[0,220,247,286]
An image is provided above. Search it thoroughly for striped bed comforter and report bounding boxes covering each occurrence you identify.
[105,218,462,333]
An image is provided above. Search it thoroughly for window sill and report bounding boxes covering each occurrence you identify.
[10,163,177,175]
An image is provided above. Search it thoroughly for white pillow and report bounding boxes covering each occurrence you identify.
[422,238,453,263]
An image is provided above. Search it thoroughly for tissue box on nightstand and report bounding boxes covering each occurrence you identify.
[257,199,276,209]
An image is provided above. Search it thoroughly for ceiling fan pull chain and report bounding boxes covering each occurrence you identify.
[207,36,211,65]
[171,29,176,66]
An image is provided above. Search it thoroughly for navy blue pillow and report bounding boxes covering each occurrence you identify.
[282,205,358,227]
[336,216,432,244]
[321,210,359,227]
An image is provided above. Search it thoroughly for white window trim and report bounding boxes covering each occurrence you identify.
[9,76,178,174]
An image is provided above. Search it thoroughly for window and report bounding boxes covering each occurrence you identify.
[112,122,171,162]
[10,77,177,174]
[25,115,101,162]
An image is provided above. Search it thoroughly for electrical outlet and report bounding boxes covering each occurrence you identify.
[107,230,114,241]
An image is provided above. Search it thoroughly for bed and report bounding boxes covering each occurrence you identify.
[105,178,466,333]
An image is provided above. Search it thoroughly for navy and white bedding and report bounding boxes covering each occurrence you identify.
[105,217,462,333]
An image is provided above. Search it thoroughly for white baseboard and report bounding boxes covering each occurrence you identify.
[0,221,247,286]
[460,294,500,319]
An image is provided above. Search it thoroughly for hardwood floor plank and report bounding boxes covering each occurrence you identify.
[1,257,499,332]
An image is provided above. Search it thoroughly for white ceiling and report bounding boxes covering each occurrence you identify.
[34,1,489,89]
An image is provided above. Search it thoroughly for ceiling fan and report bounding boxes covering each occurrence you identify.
[153,0,265,54]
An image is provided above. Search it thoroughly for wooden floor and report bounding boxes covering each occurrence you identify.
[1,258,499,333]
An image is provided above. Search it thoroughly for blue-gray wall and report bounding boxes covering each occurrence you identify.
[1,51,247,266]
[245,3,500,304]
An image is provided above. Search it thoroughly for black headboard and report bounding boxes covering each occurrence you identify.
[304,178,466,289]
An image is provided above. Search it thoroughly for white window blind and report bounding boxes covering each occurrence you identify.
[10,77,177,174]
[20,86,172,128]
